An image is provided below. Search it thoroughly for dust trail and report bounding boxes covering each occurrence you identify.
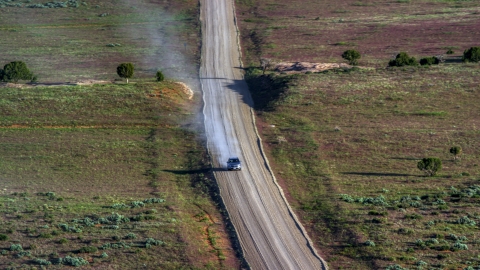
[119,0,204,131]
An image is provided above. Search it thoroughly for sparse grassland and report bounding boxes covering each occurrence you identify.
[246,63,480,269]
[0,0,200,82]
[236,0,480,67]
[237,0,480,268]
[0,82,239,269]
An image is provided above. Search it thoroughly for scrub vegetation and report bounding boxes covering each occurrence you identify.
[237,0,480,269]
[0,82,239,269]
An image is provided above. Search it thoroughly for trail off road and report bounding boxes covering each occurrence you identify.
[200,0,327,269]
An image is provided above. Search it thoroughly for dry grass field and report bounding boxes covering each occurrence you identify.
[236,0,480,269]
[0,1,240,269]
[0,82,240,269]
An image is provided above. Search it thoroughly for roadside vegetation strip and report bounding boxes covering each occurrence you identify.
[0,82,239,269]
[245,64,480,269]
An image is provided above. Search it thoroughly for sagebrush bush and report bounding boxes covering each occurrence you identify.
[125,232,137,239]
[463,46,480,62]
[364,240,375,247]
[10,244,23,251]
[389,52,418,67]
[35,258,52,265]
[55,256,89,266]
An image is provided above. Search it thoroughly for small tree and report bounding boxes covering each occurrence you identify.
[2,61,33,83]
[342,49,361,65]
[417,157,442,176]
[449,146,462,161]
[156,70,164,82]
[116,63,134,83]
[389,52,418,67]
[463,47,480,63]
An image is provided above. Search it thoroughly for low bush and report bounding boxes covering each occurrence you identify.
[10,244,23,251]
[389,52,418,67]
[463,46,480,62]
[79,246,98,253]
[156,71,165,82]
[55,255,89,266]
[35,258,52,265]
[341,49,361,65]
[419,56,440,66]
[0,234,7,241]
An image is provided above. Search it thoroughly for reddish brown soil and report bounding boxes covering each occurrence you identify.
[236,0,480,66]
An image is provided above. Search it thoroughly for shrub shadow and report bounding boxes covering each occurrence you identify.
[342,172,414,177]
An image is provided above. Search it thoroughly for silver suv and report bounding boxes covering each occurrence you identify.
[227,157,242,171]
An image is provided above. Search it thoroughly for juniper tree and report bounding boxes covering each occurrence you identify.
[2,61,33,83]
[342,49,361,65]
[116,63,134,83]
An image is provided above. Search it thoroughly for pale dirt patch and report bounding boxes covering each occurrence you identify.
[175,82,194,100]
[275,62,352,74]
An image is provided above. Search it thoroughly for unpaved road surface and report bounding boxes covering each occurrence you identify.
[200,0,327,269]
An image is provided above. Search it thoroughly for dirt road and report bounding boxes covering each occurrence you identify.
[200,0,327,269]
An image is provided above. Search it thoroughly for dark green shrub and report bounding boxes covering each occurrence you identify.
[58,238,68,244]
[116,63,134,83]
[156,70,165,82]
[2,61,33,83]
[341,49,361,65]
[463,46,480,62]
[79,246,98,253]
[449,146,462,160]
[420,56,440,66]
[417,157,442,176]
[389,52,418,67]
[0,234,7,241]
[446,49,454,54]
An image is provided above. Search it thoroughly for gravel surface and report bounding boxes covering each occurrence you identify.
[200,0,328,269]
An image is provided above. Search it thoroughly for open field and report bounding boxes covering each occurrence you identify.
[0,82,239,269]
[246,63,480,269]
[236,0,480,67]
[0,0,200,83]
[236,0,480,269]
